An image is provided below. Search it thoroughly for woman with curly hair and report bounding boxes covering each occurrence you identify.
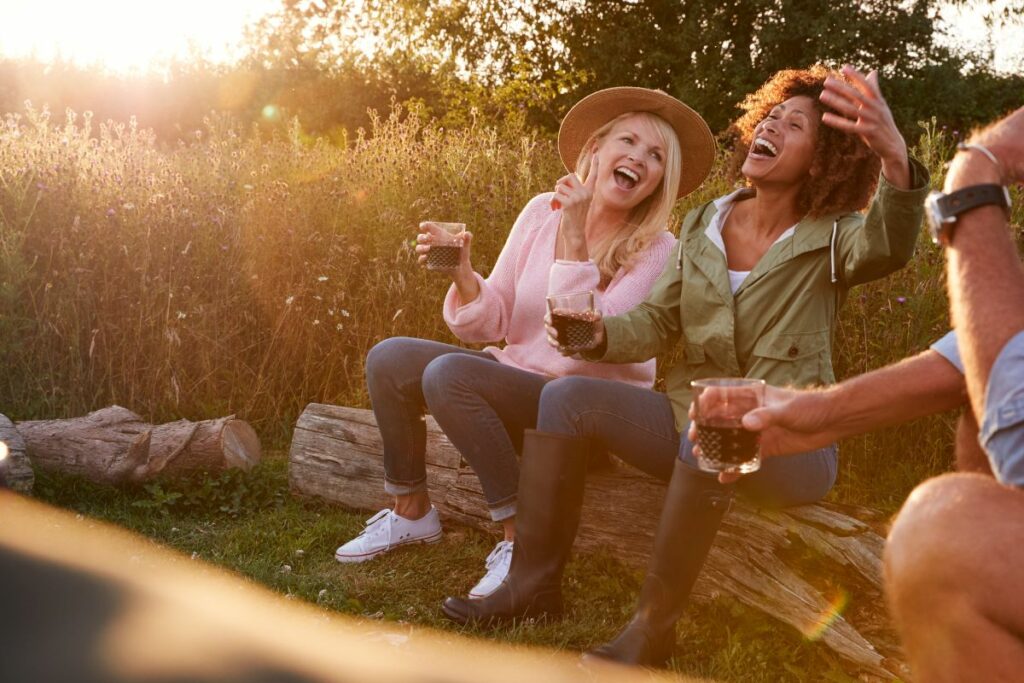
[442,65,929,666]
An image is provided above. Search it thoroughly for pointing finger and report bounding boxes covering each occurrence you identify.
[584,153,600,190]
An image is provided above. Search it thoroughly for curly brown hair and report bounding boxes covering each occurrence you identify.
[726,66,882,218]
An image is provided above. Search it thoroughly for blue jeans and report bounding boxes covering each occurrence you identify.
[365,337,550,521]
[537,376,837,507]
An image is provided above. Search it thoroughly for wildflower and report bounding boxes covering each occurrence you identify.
[123,202,134,210]
[317,589,328,602]
[336,323,343,331]
[317,275,328,282]
[279,564,292,574]
[285,295,295,305]
[243,184,254,191]
[896,296,907,305]
[341,309,350,318]
[106,208,116,217]
[176,311,187,320]
[313,319,320,325]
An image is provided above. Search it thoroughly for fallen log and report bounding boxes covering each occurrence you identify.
[289,403,907,680]
[0,413,33,493]
[15,406,261,485]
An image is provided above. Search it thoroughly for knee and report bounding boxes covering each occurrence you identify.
[365,337,414,382]
[885,474,992,618]
[421,352,470,402]
[536,377,594,434]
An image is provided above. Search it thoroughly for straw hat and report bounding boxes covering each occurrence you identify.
[557,87,716,199]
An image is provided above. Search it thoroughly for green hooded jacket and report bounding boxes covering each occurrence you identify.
[589,159,930,430]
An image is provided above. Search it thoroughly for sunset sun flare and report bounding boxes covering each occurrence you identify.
[0,0,279,72]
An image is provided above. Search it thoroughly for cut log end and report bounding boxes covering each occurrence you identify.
[221,420,261,471]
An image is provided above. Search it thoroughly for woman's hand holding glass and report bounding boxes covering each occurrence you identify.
[544,309,605,356]
[417,221,480,303]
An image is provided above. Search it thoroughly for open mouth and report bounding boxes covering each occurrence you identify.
[751,137,778,158]
[614,166,639,190]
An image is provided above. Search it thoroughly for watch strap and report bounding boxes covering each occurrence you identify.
[936,184,1011,218]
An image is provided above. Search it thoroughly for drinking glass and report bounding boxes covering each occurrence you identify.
[546,290,598,353]
[691,378,765,474]
[423,222,466,271]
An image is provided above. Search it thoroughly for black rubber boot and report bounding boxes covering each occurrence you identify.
[441,430,588,626]
[586,459,733,667]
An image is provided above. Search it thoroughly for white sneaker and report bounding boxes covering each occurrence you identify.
[334,507,443,563]
[468,540,514,599]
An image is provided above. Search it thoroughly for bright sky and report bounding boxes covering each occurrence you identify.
[0,0,1020,74]
[0,0,280,72]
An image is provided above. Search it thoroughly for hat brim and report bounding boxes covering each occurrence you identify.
[557,87,716,200]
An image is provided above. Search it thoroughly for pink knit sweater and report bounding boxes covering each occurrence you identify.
[444,193,675,388]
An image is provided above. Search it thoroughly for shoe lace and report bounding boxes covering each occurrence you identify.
[359,508,394,544]
[484,541,513,571]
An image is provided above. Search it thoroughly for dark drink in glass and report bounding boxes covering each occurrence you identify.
[546,290,597,353]
[691,378,765,474]
[550,308,599,352]
[695,420,759,470]
[426,244,462,271]
[422,221,465,272]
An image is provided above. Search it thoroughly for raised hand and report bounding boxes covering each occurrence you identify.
[551,154,599,258]
[819,65,910,189]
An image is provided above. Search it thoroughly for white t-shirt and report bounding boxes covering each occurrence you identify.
[704,189,796,294]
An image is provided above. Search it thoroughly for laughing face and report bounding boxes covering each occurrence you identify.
[590,113,667,212]
[741,95,821,186]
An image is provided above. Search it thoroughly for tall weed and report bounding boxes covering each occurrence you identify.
[1,106,1020,509]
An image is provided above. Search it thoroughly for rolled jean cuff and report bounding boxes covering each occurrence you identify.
[488,499,517,522]
[384,477,428,496]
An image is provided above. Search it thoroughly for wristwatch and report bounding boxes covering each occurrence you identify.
[926,184,1012,246]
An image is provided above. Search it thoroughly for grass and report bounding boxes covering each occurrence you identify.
[3,105,1023,680]
[33,452,866,682]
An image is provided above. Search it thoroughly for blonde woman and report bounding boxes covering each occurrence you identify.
[335,88,715,598]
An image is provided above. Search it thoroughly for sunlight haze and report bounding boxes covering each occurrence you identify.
[0,0,280,72]
[0,0,1019,74]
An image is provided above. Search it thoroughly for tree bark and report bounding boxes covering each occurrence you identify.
[0,413,33,493]
[15,406,261,485]
[289,403,907,680]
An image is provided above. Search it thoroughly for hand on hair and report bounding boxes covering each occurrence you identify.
[819,65,910,189]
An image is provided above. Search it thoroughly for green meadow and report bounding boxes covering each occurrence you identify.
[3,104,1021,680]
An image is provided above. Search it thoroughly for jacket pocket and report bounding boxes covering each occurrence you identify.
[752,329,829,361]
[685,343,705,364]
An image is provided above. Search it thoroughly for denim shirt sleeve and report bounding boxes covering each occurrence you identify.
[930,330,964,374]
[979,330,1024,487]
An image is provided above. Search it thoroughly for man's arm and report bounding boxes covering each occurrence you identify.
[728,349,966,459]
[943,106,1024,419]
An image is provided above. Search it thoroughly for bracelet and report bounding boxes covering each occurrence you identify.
[957,142,1005,180]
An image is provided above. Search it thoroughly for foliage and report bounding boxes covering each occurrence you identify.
[0,102,561,445]
[1,1,1021,142]
[2,101,1021,508]
[253,0,1024,133]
